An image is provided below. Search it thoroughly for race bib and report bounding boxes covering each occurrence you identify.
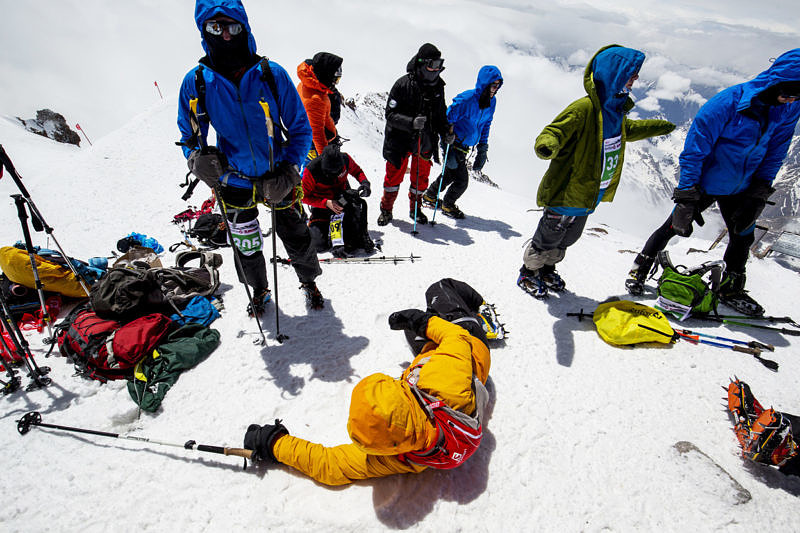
[600,135,622,189]
[329,213,345,247]
[229,218,263,256]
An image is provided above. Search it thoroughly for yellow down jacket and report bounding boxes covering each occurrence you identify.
[272,316,491,485]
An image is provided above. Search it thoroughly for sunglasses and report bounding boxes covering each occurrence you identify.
[420,58,444,71]
[779,91,800,99]
[205,20,243,36]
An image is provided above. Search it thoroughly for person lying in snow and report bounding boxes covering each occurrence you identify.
[726,379,799,476]
[244,278,497,485]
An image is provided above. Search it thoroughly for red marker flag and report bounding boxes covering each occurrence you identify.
[75,123,92,146]
[154,81,163,100]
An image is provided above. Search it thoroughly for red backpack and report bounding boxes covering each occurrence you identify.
[56,305,172,382]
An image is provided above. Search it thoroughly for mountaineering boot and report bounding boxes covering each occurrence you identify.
[441,203,465,219]
[517,268,548,299]
[247,288,272,317]
[719,271,764,316]
[625,253,655,296]
[331,246,350,259]
[421,191,437,208]
[377,209,393,226]
[411,207,428,225]
[538,264,566,292]
[361,231,375,253]
[300,281,325,310]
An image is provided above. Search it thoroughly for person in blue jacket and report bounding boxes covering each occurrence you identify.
[626,49,800,316]
[422,65,503,219]
[177,0,324,313]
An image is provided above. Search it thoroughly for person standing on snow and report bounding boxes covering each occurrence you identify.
[517,44,674,299]
[243,278,496,485]
[625,49,800,316]
[301,143,374,257]
[177,0,324,314]
[422,65,503,219]
[378,43,455,227]
[297,52,343,165]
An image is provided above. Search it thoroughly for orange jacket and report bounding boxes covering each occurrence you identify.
[272,316,491,485]
[297,61,337,156]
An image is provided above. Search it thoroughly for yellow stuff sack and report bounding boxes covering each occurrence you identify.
[0,246,86,298]
[592,300,674,346]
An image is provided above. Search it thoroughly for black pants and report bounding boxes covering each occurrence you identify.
[641,194,756,274]
[404,278,488,354]
[221,184,321,290]
[426,146,469,206]
[308,195,369,252]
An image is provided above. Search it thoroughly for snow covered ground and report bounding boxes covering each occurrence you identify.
[1,89,799,531]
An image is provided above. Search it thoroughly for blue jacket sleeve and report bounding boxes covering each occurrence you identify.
[271,62,312,168]
[446,94,467,126]
[753,105,800,182]
[479,102,496,145]
[677,91,735,190]
[177,68,209,159]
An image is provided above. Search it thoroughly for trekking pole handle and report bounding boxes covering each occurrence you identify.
[732,345,761,356]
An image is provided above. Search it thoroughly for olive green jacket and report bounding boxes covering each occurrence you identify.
[534,45,675,209]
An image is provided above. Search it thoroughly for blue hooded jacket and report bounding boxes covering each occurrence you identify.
[591,47,644,139]
[678,48,800,195]
[447,66,503,147]
[177,0,312,178]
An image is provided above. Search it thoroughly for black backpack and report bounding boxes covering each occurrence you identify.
[189,213,228,248]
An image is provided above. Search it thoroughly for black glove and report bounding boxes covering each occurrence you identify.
[442,130,455,146]
[730,180,775,234]
[243,419,288,463]
[473,143,489,171]
[187,148,227,188]
[358,180,371,198]
[671,186,702,237]
[412,115,427,130]
[388,308,433,337]
[258,161,301,203]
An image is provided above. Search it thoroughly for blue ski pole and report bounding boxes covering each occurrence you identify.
[430,144,450,225]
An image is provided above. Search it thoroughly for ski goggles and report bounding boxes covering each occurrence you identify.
[204,20,244,36]
[419,58,444,71]
[779,90,799,99]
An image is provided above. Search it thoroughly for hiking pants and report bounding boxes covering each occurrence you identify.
[404,278,489,354]
[380,153,432,212]
[640,194,755,274]
[522,209,588,272]
[426,145,469,207]
[221,185,321,290]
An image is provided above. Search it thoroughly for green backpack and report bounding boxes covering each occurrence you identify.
[655,251,724,320]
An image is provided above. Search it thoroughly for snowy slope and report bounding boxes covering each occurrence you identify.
[1,94,799,532]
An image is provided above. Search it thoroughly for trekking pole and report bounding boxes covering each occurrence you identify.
[430,144,449,226]
[0,145,92,297]
[269,204,288,343]
[411,136,422,236]
[0,292,51,389]
[0,327,22,395]
[11,194,55,342]
[214,187,266,346]
[679,329,774,352]
[16,412,255,469]
[713,314,799,327]
[722,319,800,337]
[674,330,778,371]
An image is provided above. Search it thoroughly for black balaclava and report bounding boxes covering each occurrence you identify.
[479,80,501,109]
[758,80,800,106]
[414,43,443,86]
[320,144,345,179]
[204,18,253,79]
[311,52,343,89]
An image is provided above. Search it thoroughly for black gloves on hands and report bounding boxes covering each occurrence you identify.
[412,115,427,131]
[187,147,228,188]
[388,308,433,337]
[730,179,775,234]
[243,419,288,463]
[358,180,371,198]
[442,131,455,146]
[473,143,489,171]
[671,186,702,237]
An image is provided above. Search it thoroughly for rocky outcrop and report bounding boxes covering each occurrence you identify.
[16,109,81,146]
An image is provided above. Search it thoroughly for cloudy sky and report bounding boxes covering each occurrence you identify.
[2,0,797,140]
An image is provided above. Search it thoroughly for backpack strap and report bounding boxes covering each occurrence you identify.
[258,57,290,146]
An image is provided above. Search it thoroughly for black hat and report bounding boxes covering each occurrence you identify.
[312,52,343,89]
[320,144,344,176]
[416,43,441,61]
